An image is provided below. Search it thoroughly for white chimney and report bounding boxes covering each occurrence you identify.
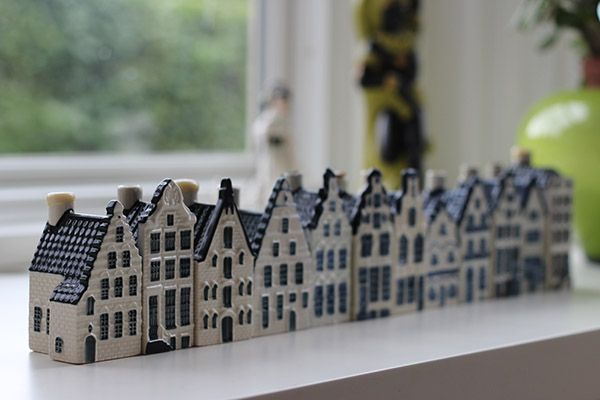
[175,179,199,207]
[511,146,531,166]
[458,164,479,182]
[117,185,142,210]
[285,171,303,192]
[334,170,348,191]
[425,170,446,191]
[47,192,75,226]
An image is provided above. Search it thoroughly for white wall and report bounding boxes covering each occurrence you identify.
[278,0,580,190]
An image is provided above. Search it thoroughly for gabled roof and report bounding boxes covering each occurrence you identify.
[123,200,150,239]
[292,187,319,229]
[190,178,254,262]
[444,176,492,224]
[239,210,262,249]
[350,169,388,234]
[423,188,446,224]
[29,201,121,305]
[246,176,290,255]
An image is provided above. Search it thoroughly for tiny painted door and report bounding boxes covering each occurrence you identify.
[466,268,474,303]
[85,335,96,363]
[417,276,424,310]
[289,310,296,331]
[221,316,233,343]
[149,296,158,341]
[440,285,446,307]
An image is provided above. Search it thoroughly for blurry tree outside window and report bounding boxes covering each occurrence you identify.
[0,0,247,153]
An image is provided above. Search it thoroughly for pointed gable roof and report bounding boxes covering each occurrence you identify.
[444,176,492,225]
[29,201,123,304]
[350,169,388,234]
[123,178,177,239]
[423,187,447,224]
[190,178,253,262]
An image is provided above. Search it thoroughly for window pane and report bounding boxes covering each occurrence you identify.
[0,0,247,153]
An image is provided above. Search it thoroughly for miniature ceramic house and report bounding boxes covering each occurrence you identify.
[29,194,142,364]
[423,172,460,308]
[121,180,196,353]
[518,178,548,293]
[291,169,353,326]
[445,167,493,303]
[248,177,313,336]
[181,178,255,346]
[390,169,427,313]
[510,149,572,290]
[489,171,523,297]
[351,169,395,320]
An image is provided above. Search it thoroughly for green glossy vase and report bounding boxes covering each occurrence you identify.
[517,89,600,261]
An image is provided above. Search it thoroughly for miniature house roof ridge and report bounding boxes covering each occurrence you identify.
[30,207,116,305]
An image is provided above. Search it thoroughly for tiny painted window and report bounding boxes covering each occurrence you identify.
[239,251,245,265]
[272,241,280,257]
[180,257,191,278]
[302,291,309,308]
[399,236,408,265]
[180,287,191,326]
[165,259,175,280]
[150,232,160,253]
[101,278,109,300]
[223,226,233,248]
[128,310,137,336]
[407,277,415,303]
[379,233,390,256]
[327,249,335,270]
[289,241,296,256]
[165,231,176,251]
[108,251,117,269]
[100,313,109,340]
[339,248,347,269]
[326,284,335,315]
[238,310,244,325]
[373,212,381,229]
[55,337,63,353]
[324,223,330,237]
[414,235,424,263]
[396,279,404,305]
[150,260,160,281]
[261,296,269,328]
[447,252,455,263]
[165,289,176,329]
[264,266,272,288]
[211,284,217,300]
[431,255,438,266]
[369,268,379,302]
[203,285,210,301]
[440,223,447,235]
[408,208,416,227]
[33,307,42,332]
[46,308,50,335]
[122,250,130,268]
[382,266,391,300]
[289,292,297,303]
[114,311,123,338]
[212,314,218,329]
[203,314,209,329]
[479,267,486,290]
[86,297,95,315]
[180,230,191,250]
[479,239,486,254]
[223,286,232,308]
[334,220,341,236]
[129,275,137,296]
[374,194,382,207]
[295,262,303,284]
[329,201,336,212]
[212,254,218,267]
[116,226,124,242]
[114,277,123,297]
[530,211,539,221]
[280,264,288,286]
[281,218,289,234]
[224,257,232,279]
[316,250,324,271]
[475,199,481,209]
[239,281,244,296]
[167,214,174,226]
[339,283,348,313]
[246,309,252,324]
[361,234,373,258]
[247,280,252,295]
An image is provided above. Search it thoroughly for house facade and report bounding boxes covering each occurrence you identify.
[351,170,395,320]
[123,179,196,353]
[185,179,255,346]
[423,174,460,308]
[29,194,142,364]
[519,181,548,293]
[391,169,426,313]
[292,169,352,326]
[251,177,313,336]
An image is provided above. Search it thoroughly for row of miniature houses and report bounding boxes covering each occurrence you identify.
[28,150,572,364]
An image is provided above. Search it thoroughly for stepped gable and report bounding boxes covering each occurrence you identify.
[350,169,388,234]
[190,178,253,262]
[123,179,175,239]
[29,201,120,304]
[391,168,419,215]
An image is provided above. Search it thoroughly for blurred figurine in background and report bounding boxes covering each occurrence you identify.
[252,83,296,206]
[356,0,425,189]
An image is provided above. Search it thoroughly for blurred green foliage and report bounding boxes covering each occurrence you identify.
[0,0,247,153]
